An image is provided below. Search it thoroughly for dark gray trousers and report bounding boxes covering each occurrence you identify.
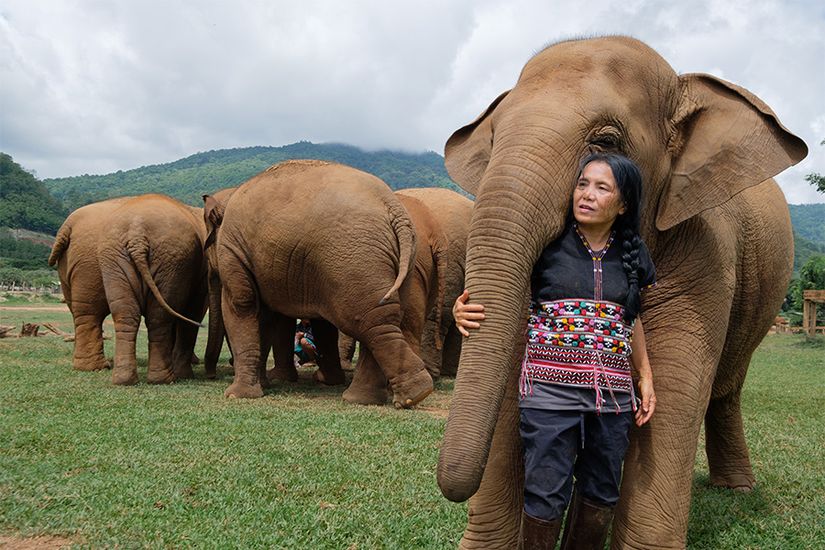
[520,408,633,520]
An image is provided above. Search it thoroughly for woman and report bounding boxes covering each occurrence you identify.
[453,152,656,549]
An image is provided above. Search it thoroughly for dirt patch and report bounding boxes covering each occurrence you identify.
[0,535,74,549]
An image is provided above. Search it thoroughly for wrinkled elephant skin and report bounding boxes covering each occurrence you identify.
[214,160,433,408]
[436,36,806,549]
[50,195,208,385]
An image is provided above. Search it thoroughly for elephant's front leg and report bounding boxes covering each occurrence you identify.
[171,319,199,380]
[203,277,225,379]
[612,316,726,549]
[458,365,523,550]
[418,315,444,378]
[264,311,294,385]
[221,280,263,399]
[311,318,346,385]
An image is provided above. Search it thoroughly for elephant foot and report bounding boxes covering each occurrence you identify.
[391,370,434,409]
[174,365,195,380]
[709,471,755,492]
[259,373,273,390]
[147,369,177,385]
[342,384,389,406]
[190,353,201,365]
[73,357,110,372]
[314,367,346,386]
[224,381,264,399]
[204,365,218,380]
[267,365,298,383]
[111,369,138,386]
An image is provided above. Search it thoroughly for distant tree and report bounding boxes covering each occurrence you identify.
[786,254,825,324]
[805,139,825,194]
[0,153,66,233]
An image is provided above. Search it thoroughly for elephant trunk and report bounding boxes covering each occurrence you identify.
[437,150,570,502]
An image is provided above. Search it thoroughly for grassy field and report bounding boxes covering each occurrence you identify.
[0,303,823,549]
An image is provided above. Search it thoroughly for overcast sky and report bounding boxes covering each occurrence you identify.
[1,0,823,203]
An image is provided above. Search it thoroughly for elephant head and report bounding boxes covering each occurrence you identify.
[436,36,806,502]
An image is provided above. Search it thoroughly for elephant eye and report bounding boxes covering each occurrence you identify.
[589,127,623,150]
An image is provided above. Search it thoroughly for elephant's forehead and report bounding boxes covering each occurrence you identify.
[522,37,675,86]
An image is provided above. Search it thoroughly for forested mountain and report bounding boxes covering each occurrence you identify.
[44,142,464,210]
[788,204,825,245]
[0,153,67,233]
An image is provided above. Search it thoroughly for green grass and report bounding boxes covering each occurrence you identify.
[688,334,825,550]
[0,305,823,548]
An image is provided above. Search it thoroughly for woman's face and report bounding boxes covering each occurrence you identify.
[572,161,626,230]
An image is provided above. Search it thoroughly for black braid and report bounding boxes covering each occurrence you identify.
[621,226,642,323]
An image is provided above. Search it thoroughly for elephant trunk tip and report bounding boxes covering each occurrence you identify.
[436,461,482,503]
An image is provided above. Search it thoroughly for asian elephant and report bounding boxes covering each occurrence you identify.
[50,194,208,385]
[436,36,807,549]
[49,197,130,372]
[339,188,472,379]
[396,188,473,377]
[214,159,434,408]
[340,192,448,404]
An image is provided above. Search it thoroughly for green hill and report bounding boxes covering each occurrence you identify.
[44,142,464,210]
[788,203,825,245]
[0,153,67,233]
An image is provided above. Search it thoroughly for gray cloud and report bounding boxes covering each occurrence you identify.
[1,0,823,203]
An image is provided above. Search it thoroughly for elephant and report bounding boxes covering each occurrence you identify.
[50,194,208,385]
[49,197,130,372]
[339,191,448,404]
[338,188,472,379]
[435,36,807,549]
[396,188,473,378]
[213,159,434,408]
[204,188,338,388]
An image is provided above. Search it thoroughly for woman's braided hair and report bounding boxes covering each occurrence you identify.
[578,152,645,322]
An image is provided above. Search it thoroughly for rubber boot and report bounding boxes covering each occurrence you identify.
[520,511,562,550]
[559,491,615,549]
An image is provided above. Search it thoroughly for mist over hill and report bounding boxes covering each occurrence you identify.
[43,141,464,210]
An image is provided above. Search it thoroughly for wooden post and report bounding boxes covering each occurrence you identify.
[802,290,825,337]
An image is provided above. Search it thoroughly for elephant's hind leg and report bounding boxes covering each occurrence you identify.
[66,281,110,372]
[348,302,433,408]
[221,266,264,399]
[70,307,110,372]
[109,307,141,386]
[145,304,177,385]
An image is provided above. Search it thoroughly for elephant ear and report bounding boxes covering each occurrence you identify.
[444,90,511,195]
[657,73,808,231]
[202,194,225,249]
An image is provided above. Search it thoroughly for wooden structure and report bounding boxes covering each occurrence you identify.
[802,290,825,336]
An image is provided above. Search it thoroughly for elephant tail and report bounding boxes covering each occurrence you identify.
[381,200,416,304]
[126,231,204,328]
[48,223,72,266]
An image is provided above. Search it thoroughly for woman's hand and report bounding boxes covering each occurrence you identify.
[453,289,485,337]
[634,376,656,427]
